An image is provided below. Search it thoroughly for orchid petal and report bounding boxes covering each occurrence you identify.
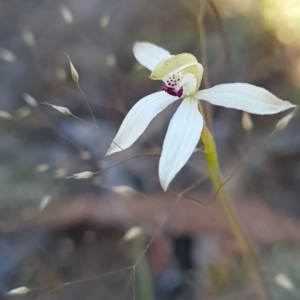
[195,83,296,114]
[151,53,203,92]
[181,73,197,95]
[106,91,179,155]
[133,42,171,71]
[159,97,203,190]
[151,53,200,79]
[151,53,197,79]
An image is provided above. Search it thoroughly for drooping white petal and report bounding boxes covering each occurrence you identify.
[195,83,296,114]
[159,97,203,191]
[106,91,179,155]
[133,42,171,71]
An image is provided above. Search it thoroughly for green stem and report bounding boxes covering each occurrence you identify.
[197,0,212,129]
[198,0,210,89]
[128,233,154,300]
[201,126,271,300]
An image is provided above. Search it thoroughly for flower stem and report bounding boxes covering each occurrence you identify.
[200,126,271,300]
[197,0,212,129]
[128,233,154,300]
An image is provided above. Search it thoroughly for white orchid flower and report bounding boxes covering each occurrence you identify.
[106,42,295,191]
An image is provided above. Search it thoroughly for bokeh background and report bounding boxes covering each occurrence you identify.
[1,0,300,299]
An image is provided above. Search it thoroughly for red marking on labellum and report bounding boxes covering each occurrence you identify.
[163,86,183,97]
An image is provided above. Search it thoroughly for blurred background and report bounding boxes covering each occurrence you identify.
[1,0,300,299]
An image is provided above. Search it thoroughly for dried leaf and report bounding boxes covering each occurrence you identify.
[59,5,74,24]
[123,226,143,242]
[35,163,49,173]
[53,168,67,179]
[0,110,12,119]
[99,15,109,28]
[111,185,137,197]
[276,112,294,131]
[55,67,67,80]
[39,195,52,210]
[0,48,15,62]
[15,107,31,119]
[242,112,253,132]
[79,151,91,160]
[67,171,94,179]
[274,273,294,291]
[105,54,116,67]
[42,102,72,115]
[21,28,35,46]
[7,287,29,295]
[64,54,79,82]
[23,93,38,107]
[53,105,71,115]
